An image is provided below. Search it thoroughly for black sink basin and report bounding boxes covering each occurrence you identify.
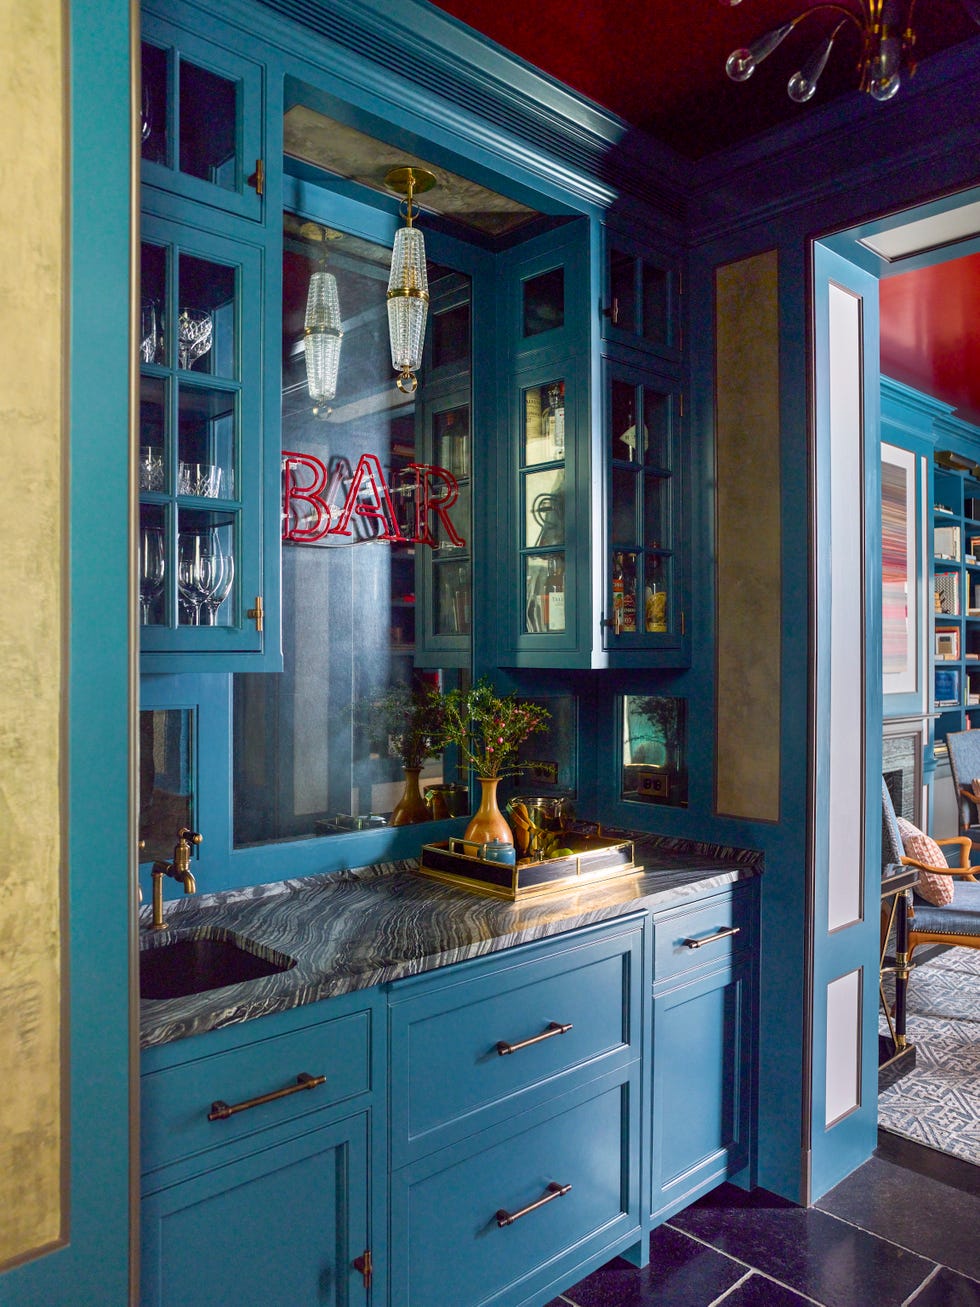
[140,929,296,1001]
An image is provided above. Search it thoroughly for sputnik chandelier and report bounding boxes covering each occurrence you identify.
[722,0,978,104]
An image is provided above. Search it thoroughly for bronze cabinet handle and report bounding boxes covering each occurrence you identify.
[496,1020,573,1056]
[682,925,740,950]
[208,1071,326,1121]
[496,1181,571,1227]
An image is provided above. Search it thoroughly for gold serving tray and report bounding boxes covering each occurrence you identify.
[417,834,638,901]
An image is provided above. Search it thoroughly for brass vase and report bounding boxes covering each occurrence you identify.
[391,767,430,826]
[463,777,513,846]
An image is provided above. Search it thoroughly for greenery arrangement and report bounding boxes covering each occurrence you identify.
[438,678,550,779]
[360,682,445,771]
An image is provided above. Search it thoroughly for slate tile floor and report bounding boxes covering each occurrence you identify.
[548,1133,980,1306]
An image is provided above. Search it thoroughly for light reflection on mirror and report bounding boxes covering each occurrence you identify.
[621,695,687,808]
[231,213,472,847]
[139,708,194,861]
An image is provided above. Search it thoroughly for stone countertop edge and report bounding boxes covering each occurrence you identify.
[139,836,762,1050]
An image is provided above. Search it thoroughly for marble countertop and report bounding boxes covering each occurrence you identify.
[139,834,761,1050]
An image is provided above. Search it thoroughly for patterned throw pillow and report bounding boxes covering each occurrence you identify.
[895,816,955,907]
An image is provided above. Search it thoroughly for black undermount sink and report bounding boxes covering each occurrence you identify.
[140,929,297,1001]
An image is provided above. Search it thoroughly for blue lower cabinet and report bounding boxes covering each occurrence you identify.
[389,1070,641,1307]
[649,889,755,1221]
[141,1111,371,1306]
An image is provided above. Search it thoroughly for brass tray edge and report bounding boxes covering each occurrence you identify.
[414,861,643,901]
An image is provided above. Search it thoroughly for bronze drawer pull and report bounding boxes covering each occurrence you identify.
[496,1020,573,1056]
[208,1072,326,1121]
[682,925,740,950]
[496,1181,571,1227]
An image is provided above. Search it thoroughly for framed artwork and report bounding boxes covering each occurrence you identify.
[935,625,960,660]
[881,443,921,701]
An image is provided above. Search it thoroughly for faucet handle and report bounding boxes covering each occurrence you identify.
[177,828,203,847]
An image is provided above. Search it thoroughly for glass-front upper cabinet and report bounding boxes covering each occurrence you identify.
[139,215,267,666]
[415,272,472,668]
[603,227,680,364]
[141,8,264,220]
[604,361,686,656]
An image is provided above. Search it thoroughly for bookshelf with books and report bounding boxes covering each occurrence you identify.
[933,461,980,744]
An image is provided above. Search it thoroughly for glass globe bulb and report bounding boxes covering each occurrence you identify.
[869,72,901,100]
[726,48,756,81]
[787,70,817,102]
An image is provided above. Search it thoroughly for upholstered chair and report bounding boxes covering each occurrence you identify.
[944,729,980,848]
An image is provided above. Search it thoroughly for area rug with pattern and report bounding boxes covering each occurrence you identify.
[879,945,980,1165]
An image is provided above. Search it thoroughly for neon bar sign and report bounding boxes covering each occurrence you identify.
[282,450,465,548]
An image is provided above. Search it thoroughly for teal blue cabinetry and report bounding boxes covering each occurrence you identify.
[388,915,646,1307]
[932,462,980,742]
[140,990,381,1306]
[649,886,755,1221]
[140,4,280,673]
[141,7,264,222]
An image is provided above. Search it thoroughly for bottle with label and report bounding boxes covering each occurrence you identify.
[546,381,565,460]
[544,554,565,631]
[612,552,625,635]
[622,553,637,632]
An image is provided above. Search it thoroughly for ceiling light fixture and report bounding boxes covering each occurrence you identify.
[384,166,436,394]
[302,223,344,418]
[722,0,977,104]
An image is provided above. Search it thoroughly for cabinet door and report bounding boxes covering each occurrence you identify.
[602,229,680,365]
[604,359,688,661]
[141,9,263,221]
[141,1111,371,1306]
[139,212,270,668]
[650,955,752,1222]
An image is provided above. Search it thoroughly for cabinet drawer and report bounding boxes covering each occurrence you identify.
[654,887,749,985]
[389,916,644,1164]
[391,1074,638,1307]
[141,1004,372,1180]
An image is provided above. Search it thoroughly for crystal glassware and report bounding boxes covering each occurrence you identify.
[139,526,165,624]
[199,535,234,626]
[140,301,162,365]
[177,308,213,370]
[139,445,164,491]
[178,461,222,497]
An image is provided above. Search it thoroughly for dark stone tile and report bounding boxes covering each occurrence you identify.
[876,1129,980,1200]
[559,1224,745,1306]
[668,1183,933,1307]
[721,1272,823,1306]
[817,1155,980,1281]
[910,1266,980,1307]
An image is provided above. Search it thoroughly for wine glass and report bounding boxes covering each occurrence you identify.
[177,308,213,370]
[139,527,165,624]
[177,531,207,625]
[199,537,235,626]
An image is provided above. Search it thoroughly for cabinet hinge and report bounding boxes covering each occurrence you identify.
[248,159,265,195]
[247,595,264,633]
[353,1249,373,1291]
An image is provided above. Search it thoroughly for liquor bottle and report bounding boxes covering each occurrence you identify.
[546,381,565,459]
[612,552,624,635]
[544,554,565,631]
[622,554,637,632]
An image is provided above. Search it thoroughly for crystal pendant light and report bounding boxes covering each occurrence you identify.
[303,225,343,417]
[384,166,437,395]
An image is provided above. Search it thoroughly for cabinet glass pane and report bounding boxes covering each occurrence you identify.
[611,468,637,544]
[609,247,636,334]
[612,551,639,633]
[434,406,469,481]
[177,385,235,500]
[179,58,237,190]
[645,554,670,632]
[525,553,566,632]
[642,261,670,347]
[435,559,471,635]
[525,467,565,548]
[432,303,470,372]
[139,503,167,626]
[622,695,687,807]
[139,708,194,862]
[140,242,168,366]
[644,474,669,551]
[522,267,564,337]
[139,377,167,493]
[524,380,565,466]
[611,378,642,462]
[643,387,671,469]
[176,509,236,627]
[178,253,235,377]
[140,42,168,167]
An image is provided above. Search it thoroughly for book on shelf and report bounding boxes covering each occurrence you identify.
[936,571,961,615]
[935,524,962,560]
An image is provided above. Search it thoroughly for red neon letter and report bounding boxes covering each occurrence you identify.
[329,453,405,541]
[282,451,331,541]
[409,463,465,548]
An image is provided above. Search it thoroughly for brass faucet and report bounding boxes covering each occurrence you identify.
[149,828,202,931]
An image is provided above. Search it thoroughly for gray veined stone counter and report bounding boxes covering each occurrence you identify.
[139,834,762,1049]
